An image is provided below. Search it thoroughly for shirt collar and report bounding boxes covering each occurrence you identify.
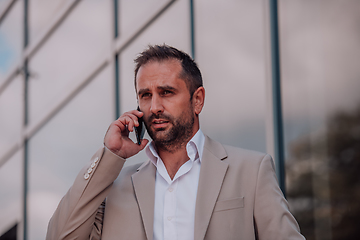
[145,129,205,167]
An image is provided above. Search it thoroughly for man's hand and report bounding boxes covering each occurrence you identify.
[104,109,149,159]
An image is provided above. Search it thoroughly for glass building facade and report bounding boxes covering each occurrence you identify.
[0,0,359,239]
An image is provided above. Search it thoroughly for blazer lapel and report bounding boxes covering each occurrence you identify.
[194,136,229,240]
[132,161,156,240]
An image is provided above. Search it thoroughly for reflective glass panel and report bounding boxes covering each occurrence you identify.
[280,1,360,239]
[28,0,67,43]
[0,150,22,236]
[28,66,113,240]
[118,0,190,166]
[0,75,23,158]
[0,0,11,13]
[28,0,111,124]
[195,0,267,152]
[118,0,168,37]
[0,0,22,82]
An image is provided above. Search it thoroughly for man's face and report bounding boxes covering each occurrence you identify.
[136,60,197,150]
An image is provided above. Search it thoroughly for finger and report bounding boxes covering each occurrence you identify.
[122,115,137,132]
[114,114,136,132]
[121,110,143,124]
[111,119,127,134]
[113,109,144,134]
[123,109,143,117]
[124,113,140,127]
[128,109,144,118]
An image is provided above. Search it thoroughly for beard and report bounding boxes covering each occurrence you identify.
[144,106,195,152]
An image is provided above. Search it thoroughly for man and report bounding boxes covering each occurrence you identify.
[47,45,305,240]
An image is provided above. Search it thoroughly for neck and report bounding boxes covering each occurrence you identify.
[158,146,189,180]
[155,123,200,180]
[156,126,199,180]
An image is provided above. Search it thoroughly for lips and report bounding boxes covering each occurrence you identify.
[151,119,169,129]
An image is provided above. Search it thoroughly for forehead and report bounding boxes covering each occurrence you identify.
[136,60,184,89]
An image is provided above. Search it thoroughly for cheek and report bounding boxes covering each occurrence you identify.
[169,102,188,116]
[139,101,151,113]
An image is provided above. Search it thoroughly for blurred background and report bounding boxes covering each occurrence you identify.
[0,0,360,239]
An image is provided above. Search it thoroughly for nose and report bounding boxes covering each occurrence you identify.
[150,95,164,114]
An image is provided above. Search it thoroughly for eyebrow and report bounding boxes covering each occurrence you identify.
[138,88,150,96]
[138,85,177,96]
[158,85,177,92]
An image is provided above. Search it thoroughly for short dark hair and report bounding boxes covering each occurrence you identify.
[134,44,203,98]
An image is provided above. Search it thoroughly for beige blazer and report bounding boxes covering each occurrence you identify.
[46,136,305,240]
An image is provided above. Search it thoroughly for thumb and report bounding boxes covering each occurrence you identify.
[138,139,149,150]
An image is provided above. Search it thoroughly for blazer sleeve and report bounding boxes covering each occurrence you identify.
[253,154,306,240]
[46,147,126,240]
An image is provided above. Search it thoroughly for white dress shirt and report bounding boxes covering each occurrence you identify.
[145,129,205,240]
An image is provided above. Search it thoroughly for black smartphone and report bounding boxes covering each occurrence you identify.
[135,106,145,145]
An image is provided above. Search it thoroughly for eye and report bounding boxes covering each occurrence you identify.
[140,92,151,99]
[161,90,173,96]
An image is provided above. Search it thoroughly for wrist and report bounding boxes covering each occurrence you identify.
[104,145,127,160]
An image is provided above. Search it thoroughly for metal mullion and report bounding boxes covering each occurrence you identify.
[112,0,120,119]
[23,0,28,48]
[114,54,120,119]
[269,0,286,196]
[23,60,29,240]
[114,0,119,39]
[23,139,28,240]
[189,0,195,60]
[23,0,29,237]
[23,59,29,126]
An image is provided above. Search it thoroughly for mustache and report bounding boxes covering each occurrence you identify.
[147,113,173,122]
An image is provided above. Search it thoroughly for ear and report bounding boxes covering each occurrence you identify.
[193,87,205,115]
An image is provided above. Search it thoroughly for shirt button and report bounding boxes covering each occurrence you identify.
[87,168,93,174]
[167,216,172,221]
[84,173,90,180]
[168,188,173,192]
[94,157,99,163]
[91,162,96,168]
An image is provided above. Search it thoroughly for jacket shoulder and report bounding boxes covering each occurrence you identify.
[223,144,268,161]
[204,135,270,164]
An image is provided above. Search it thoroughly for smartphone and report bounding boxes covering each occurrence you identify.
[135,106,145,145]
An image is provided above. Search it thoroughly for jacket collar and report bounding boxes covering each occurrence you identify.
[194,135,229,240]
[132,161,156,240]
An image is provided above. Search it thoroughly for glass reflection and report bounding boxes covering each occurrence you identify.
[28,0,111,125]
[118,0,190,166]
[0,0,12,14]
[118,0,168,36]
[28,67,113,240]
[195,0,267,152]
[0,75,23,157]
[28,0,67,43]
[0,150,22,235]
[280,1,360,239]
[0,0,22,82]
